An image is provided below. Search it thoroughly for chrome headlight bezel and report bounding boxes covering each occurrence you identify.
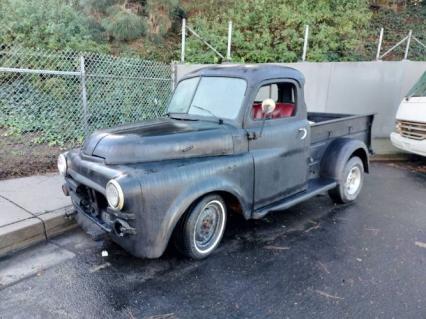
[106,179,124,210]
[395,120,402,134]
[57,153,67,176]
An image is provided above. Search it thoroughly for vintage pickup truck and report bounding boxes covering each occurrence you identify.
[59,65,374,259]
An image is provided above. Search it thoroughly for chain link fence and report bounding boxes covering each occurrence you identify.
[0,45,172,179]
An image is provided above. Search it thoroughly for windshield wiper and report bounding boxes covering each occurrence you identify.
[191,105,224,124]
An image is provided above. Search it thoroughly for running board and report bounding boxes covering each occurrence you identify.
[252,178,337,219]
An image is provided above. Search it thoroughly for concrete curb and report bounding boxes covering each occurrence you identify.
[0,206,77,258]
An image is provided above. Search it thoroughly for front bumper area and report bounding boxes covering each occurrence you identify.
[390,132,426,157]
[64,177,136,237]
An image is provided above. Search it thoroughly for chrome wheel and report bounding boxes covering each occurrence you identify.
[193,200,225,254]
[345,166,362,196]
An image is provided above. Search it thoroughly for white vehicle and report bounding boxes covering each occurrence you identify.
[391,71,426,156]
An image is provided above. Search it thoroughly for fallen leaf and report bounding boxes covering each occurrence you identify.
[264,245,290,251]
[415,241,426,249]
[318,261,330,274]
[315,289,344,300]
[305,224,320,233]
[365,227,380,235]
[145,313,176,319]
[89,262,111,273]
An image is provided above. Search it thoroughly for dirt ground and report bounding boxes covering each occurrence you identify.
[0,129,64,180]
[388,156,426,175]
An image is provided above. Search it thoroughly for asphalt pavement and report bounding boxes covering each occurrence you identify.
[0,162,425,319]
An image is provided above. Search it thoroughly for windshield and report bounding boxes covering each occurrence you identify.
[406,72,426,98]
[167,76,247,120]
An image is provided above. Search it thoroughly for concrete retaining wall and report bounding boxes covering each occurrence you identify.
[175,61,426,153]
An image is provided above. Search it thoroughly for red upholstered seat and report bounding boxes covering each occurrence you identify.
[252,102,295,120]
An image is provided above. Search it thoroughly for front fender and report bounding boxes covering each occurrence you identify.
[159,176,250,249]
[320,138,369,182]
[136,154,253,258]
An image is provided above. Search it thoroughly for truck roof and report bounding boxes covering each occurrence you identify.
[182,64,305,86]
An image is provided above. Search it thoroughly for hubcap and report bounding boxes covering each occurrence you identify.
[194,201,223,251]
[345,166,361,196]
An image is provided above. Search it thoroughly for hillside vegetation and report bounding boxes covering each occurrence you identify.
[0,0,424,62]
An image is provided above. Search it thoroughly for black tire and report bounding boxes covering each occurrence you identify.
[175,194,227,259]
[328,156,364,204]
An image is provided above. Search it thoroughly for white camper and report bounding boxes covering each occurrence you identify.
[391,71,426,157]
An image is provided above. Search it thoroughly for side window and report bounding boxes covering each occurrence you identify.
[252,82,296,120]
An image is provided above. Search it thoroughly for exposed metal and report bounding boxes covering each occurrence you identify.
[398,120,426,140]
[376,28,384,61]
[186,25,225,60]
[227,21,233,61]
[79,56,89,136]
[412,36,426,49]
[0,66,79,76]
[345,166,362,195]
[404,30,413,60]
[302,25,309,62]
[181,18,186,63]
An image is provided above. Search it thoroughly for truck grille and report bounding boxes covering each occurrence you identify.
[398,120,426,140]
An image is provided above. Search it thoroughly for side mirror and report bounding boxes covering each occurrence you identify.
[256,99,276,139]
[261,98,276,115]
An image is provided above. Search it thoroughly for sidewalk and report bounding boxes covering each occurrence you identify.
[0,174,76,257]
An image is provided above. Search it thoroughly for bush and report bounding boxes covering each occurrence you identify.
[0,0,105,53]
[183,0,372,63]
[102,7,148,41]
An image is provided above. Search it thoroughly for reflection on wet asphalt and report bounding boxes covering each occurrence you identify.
[1,162,426,318]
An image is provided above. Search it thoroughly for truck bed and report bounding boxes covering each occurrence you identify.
[308,112,374,178]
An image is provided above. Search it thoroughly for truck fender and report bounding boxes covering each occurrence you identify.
[153,177,251,257]
[320,138,370,182]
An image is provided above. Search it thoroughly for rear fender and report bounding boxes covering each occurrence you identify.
[320,138,369,182]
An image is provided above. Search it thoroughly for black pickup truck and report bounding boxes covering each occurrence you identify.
[59,65,374,259]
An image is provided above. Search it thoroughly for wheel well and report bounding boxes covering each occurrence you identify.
[216,191,243,216]
[170,191,244,245]
[350,148,369,173]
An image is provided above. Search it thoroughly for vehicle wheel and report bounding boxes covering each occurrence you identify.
[176,194,227,259]
[329,156,364,204]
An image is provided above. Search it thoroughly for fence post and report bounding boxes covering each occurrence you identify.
[79,55,89,137]
[226,21,233,61]
[170,62,177,91]
[302,25,309,62]
[376,28,384,60]
[404,30,412,60]
[181,18,186,63]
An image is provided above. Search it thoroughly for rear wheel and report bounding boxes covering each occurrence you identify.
[329,156,364,204]
[176,194,227,259]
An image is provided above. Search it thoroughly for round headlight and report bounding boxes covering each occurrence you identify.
[106,180,124,210]
[57,153,67,176]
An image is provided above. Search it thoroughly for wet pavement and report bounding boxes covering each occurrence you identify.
[1,162,426,319]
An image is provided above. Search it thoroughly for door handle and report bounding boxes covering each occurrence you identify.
[298,128,307,140]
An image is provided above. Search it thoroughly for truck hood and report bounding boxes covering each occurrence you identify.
[82,118,236,164]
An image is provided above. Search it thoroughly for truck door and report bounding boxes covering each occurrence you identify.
[246,80,310,210]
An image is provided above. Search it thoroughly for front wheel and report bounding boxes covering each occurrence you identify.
[329,156,364,204]
[176,194,227,259]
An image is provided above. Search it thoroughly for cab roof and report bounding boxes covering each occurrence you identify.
[181,64,305,86]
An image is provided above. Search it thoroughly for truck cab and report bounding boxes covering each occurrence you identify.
[391,71,426,156]
[59,65,374,259]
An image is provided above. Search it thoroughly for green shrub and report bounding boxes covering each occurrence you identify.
[184,0,372,63]
[102,8,147,41]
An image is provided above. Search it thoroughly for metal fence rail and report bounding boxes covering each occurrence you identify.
[0,45,172,178]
